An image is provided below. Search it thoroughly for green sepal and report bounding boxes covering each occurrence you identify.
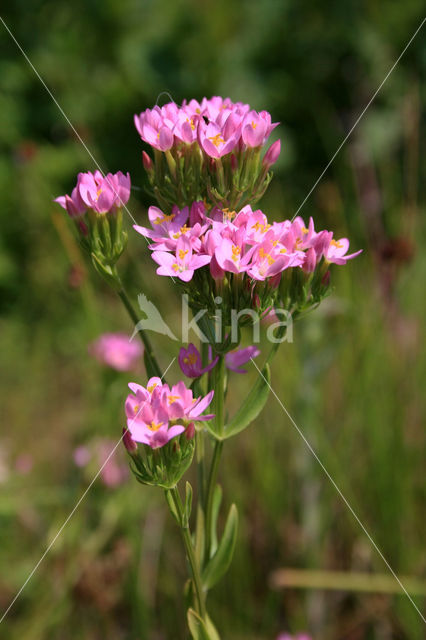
[202,504,238,590]
[222,364,271,439]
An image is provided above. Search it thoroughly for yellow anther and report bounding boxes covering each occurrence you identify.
[147,383,157,393]
[331,239,343,248]
[183,353,198,365]
[208,133,225,147]
[133,404,139,413]
[252,121,257,129]
[168,395,180,404]
[302,227,309,234]
[231,245,241,262]
[148,421,162,431]
[178,249,189,260]
[154,213,176,225]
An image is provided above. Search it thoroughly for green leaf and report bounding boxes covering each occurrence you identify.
[202,504,238,590]
[223,364,271,439]
[194,504,205,566]
[187,608,211,640]
[210,485,223,557]
[164,489,180,525]
[183,481,193,528]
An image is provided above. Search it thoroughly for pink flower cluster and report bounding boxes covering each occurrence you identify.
[88,333,143,372]
[55,170,131,217]
[134,201,361,283]
[179,343,260,378]
[134,96,280,161]
[125,377,214,449]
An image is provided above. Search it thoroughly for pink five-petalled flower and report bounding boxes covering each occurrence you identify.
[125,377,214,449]
[152,236,211,282]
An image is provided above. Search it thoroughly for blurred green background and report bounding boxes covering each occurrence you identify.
[0,1,425,638]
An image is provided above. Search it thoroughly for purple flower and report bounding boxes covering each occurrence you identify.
[225,345,260,373]
[179,344,218,378]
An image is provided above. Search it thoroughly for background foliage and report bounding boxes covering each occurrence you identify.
[0,1,425,638]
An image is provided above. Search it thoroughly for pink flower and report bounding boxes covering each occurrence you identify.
[78,170,131,213]
[73,445,92,467]
[56,170,131,216]
[179,344,218,378]
[54,185,86,218]
[152,236,211,282]
[89,333,143,371]
[225,346,260,373]
[323,236,363,265]
[263,139,281,167]
[125,377,214,449]
[134,107,174,151]
[198,120,240,158]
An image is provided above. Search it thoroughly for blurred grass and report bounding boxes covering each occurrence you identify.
[0,1,425,638]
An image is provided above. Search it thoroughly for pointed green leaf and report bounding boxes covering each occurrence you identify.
[210,485,223,557]
[223,364,271,439]
[194,504,205,566]
[187,608,211,640]
[183,481,193,528]
[164,489,180,525]
[202,504,238,590]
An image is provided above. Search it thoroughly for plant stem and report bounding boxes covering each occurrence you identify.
[204,354,225,560]
[204,439,223,562]
[169,486,207,619]
[117,286,162,378]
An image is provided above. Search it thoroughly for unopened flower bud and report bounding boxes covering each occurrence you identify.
[122,428,138,454]
[262,139,281,168]
[321,270,331,287]
[185,422,195,440]
[302,247,316,273]
[142,151,153,173]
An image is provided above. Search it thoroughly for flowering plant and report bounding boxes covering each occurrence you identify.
[55,95,360,638]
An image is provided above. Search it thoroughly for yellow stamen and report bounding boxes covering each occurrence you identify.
[178,249,189,260]
[183,353,198,366]
[168,395,180,405]
[208,133,225,147]
[252,121,257,129]
[331,239,343,249]
[231,245,241,262]
[154,213,176,225]
[148,421,162,431]
[147,383,157,393]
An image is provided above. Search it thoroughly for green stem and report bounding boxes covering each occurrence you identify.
[204,439,223,562]
[117,287,162,378]
[169,487,207,619]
